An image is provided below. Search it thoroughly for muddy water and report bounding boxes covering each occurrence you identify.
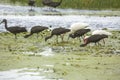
[0,4,120,32]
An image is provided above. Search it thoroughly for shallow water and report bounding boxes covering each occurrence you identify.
[0,4,120,32]
[22,47,54,56]
[0,68,57,80]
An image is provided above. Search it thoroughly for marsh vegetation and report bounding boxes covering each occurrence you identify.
[0,0,120,10]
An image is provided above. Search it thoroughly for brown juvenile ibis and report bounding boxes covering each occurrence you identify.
[0,19,27,39]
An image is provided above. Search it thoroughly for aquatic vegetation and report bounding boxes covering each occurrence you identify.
[1,0,120,10]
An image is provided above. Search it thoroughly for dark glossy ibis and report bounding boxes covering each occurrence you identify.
[24,26,48,38]
[92,30,112,44]
[80,34,108,47]
[45,27,70,43]
[0,19,27,39]
[69,29,91,41]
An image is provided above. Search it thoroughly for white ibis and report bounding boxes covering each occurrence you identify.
[68,22,89,41]
[92,30,112,35]
[70,22,89,34]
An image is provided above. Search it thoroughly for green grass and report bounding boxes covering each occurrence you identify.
[0,0,120,10]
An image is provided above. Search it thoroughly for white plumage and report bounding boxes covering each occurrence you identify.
[70,22,89,33]
[92,30,112,36]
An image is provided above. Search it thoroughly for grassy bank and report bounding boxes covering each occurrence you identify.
[0,0,120,10]
[0,30,120,80]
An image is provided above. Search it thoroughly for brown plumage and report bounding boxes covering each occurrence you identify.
[24,26,48,38]
[80,34,108,47]
[45,27,70,42]
[42,0,62,8]
[0,19,27,39]
[69,29,91,41]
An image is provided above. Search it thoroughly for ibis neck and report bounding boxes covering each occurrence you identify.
[4,21,8,30]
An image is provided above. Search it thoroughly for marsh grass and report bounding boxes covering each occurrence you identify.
[1,0,120,10]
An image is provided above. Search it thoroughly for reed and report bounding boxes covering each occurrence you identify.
[1,0,120,10]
